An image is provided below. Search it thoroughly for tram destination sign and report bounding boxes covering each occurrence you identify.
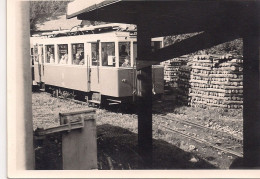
[130,31,137,36]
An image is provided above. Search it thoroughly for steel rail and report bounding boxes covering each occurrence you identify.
[153,111,243,144]
[158,123,243,158]
[165,114,243,143]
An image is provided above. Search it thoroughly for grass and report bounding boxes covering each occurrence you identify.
[32,91,243,169]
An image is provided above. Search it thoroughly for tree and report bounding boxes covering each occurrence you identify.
[30,0,72,32]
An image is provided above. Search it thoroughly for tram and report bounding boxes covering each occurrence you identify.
[30,23,164,105]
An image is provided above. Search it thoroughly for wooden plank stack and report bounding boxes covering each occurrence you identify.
[162,57,186,88]
[176,62,192,105]
[177,54,243,109]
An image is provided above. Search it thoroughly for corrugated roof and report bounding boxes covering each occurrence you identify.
[35,14,82,32]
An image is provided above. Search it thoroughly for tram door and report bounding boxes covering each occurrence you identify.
[89,41,100,92]
[33,44,44,84]
[38,45,44,83]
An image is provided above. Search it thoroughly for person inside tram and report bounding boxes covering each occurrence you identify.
[79,52,84,65]
[59,54,68,64]
[74,52,81,65]
[121,56,131,67]
[50,54,55,63]
[119,45,128,66]
[46,47,54,63]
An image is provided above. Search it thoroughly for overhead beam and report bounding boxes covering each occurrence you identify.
[136,29,241,70]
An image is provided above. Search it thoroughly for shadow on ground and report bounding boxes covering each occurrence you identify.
[97,124,216,169]
[35,124,217,170]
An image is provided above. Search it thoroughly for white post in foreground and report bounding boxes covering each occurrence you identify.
[15,1,34,170]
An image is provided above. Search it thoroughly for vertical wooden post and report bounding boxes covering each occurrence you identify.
[243,20,260,167]
[15,1,35,170]
[136,22,153,168]
[61,110,97,170]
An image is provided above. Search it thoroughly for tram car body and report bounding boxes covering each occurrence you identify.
[31,23,164,104]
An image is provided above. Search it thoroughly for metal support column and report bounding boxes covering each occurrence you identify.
[243,26,260,168]
[136,23,153,168]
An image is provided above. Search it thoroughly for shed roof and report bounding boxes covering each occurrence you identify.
[67,0,258,37]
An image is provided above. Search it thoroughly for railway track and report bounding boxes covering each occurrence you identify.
[153,114,243,158]
[52,93,243,158]
[164,113,242,143]
[156,122,243,157]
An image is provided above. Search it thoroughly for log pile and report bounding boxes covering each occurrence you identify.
[176,63,192,105]
[162,57,187,88]
[177,54,243,109]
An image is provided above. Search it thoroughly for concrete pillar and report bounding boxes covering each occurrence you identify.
[15,1,35,169]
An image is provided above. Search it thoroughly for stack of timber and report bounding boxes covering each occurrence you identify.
[162,57,188,88]
[177,54,243,109]
[176,62,192,105]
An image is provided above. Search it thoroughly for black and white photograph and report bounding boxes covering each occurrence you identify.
[6,0,260,178]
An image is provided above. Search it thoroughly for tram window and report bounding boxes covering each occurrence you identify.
[45,45,55,63]
[151,41,162,52]
[91,43,99,66]
[58,44,68,64]
[101,42,115,67]
[72,43,84,65]
[119,42,131,67]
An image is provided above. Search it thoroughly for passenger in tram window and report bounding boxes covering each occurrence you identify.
[79,52,84,65]
[79,59,85,65]
[59,54,68,64]
[72,43,84,65]
[46,45,55,63]
[50,54,55,63]
[119,43,130,66]
[74,52,81,65]
[121,56,130,67]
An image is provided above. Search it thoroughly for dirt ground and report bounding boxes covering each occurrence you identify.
[32,91,243,169]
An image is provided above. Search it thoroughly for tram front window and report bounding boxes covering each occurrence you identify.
[45,45,55,63]
[101,42,115,67]
[119,42,131,67]
[58,44,68,64]
[72,43,84,65]
[91,43,99,66]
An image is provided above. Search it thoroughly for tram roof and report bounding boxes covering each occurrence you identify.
[39,23,136,38]
[67,0,258,37]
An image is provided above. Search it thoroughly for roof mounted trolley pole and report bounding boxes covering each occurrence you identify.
[136,21,153,169]
[243,5,260,167]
